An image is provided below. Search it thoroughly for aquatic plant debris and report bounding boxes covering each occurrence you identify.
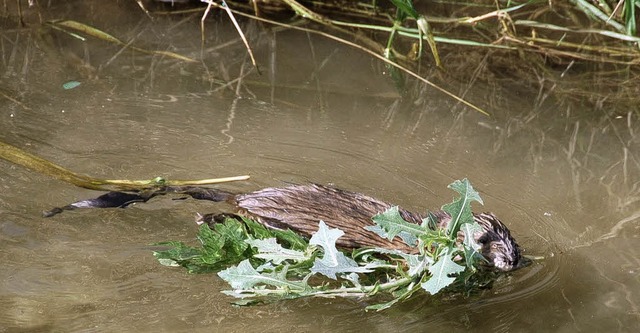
[62,81,81,90]
[154,178,495,311]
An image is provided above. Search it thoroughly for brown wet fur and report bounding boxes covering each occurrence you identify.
[199,183,522,271]
[232,184,422,252]
[47,182,521,270]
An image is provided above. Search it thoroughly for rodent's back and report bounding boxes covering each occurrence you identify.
[232,183,523,271]
[234,184,422,251]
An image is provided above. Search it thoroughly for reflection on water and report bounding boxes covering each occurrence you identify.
[1,1,639,331]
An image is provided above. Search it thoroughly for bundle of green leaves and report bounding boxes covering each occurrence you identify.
[153,179,495,311]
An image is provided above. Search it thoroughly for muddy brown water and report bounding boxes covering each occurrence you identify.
[1,2,639,332]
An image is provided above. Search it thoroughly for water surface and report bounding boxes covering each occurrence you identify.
[1,1,639,332]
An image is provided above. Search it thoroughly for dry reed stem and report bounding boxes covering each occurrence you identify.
[201,1,489,116]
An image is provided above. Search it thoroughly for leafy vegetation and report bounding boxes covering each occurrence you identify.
[154,179,497,311]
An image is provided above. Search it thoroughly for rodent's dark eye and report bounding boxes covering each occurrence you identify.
[490,243,498,249]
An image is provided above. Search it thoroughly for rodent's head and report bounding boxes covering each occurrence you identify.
[473,213,522,272]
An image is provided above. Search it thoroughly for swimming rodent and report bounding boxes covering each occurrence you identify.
[195,184,522,272]
[44,183,523,271]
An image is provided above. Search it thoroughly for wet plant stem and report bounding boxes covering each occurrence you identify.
[0,141,249,191]
[233,275,414,298]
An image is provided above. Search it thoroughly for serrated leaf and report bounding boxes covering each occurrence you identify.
[442,178,483,235]
[365,224,417,245]
[363,225,387,239]
[354,247,427,277]
[239,216,273,239]
[255,262,276,272]
[241,216,308,251]
[449,178,483,204]
[407,254,433,277]
[195,223,224,253]
[309,220,344,250]
[310,221,373,279]
[209,220,250,256]
[459,221,484,269]
[367,206,426,245]
[269,228,309,251]
[218,259,308,291]
[246,238,310,264]
[460,222,482,251]
[421,250,466,295]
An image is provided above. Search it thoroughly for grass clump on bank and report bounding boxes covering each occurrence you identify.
[3,1,639,115]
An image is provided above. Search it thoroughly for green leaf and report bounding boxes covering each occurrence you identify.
[240,216,273,239]
[624,0,636,36]
[196,223,224,254]
[152,222,250,273]
[62,81,81,90]
[367,206,426,245]
[366,282,421,312]
[239,216,308,251]
[406,254,433,277]
[442,178,483,235]
[246,238,310,264]
[152,216,312,275]
[266,228,309,251]
[218,259,308,291]
[361,247,429,277]
[209,219,250,256]
[310,221,373,279]
[389,0,419,19]
[421,249,466,295]
[459,221,484,269]
[416,16,441,67]
[422,211,439,229]
[460,222,482,251]
[153,242,203,262]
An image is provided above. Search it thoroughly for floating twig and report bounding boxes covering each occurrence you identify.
[0,141,249,191]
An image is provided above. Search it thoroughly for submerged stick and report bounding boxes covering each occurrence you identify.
[0,141,249,191]
[47,20,197,63]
